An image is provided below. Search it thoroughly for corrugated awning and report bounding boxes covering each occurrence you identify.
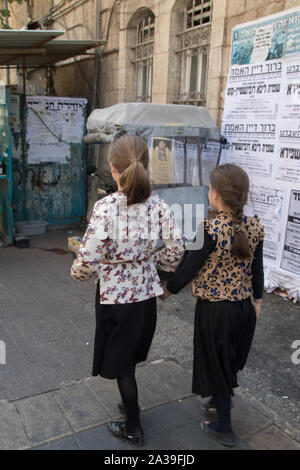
[0,30,103,67]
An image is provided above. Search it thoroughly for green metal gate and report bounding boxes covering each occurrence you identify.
[0,87,13,245]
[11,95,87,227]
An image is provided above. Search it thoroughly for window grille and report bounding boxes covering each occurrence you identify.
[132,12,155,103]
[175,0,212,106]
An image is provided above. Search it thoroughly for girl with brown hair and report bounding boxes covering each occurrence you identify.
[71,133,184,447]
[161,163,264,447]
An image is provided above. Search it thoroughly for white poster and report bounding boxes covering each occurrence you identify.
[26,96,87,164]
[201,142,220,186]
[221,60,282,182]
[250,24,273,63]
[231,6,300,66]
[245,183,288,265]
[151,137,173,184]
[281,189,300,275]
[173,139,185,184]
[186,143,200,186]
[273,58,300,184]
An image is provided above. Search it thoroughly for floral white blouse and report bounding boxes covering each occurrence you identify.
[71,191,185,304]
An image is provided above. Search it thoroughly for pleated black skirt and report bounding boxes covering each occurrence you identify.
[92,283,157,379]
[192,297,256,398]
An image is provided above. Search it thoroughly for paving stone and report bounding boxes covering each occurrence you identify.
[74,424,132,451]
[231,394,273,439]
[53,382,111,431]
[145,397,202,430]
[34,436,80,450]
[0,241,96,401]
[136,363,181,408]
[15,393,72,445]
[247,426,300,450]
[143,421,223,451]
[0,400,29,450]
[1,232,300,451]
[85,376,124,418]
[149,360,193,398]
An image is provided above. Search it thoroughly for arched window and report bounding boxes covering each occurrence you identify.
[186,0,212,28]
[176,0,212,106]
[132,12,155,102]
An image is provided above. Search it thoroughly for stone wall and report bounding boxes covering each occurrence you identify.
[4,0,300,123]
[2,0,300,218]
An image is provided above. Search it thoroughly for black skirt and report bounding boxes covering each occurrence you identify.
[192,297,256,398]
[92,283,157,379]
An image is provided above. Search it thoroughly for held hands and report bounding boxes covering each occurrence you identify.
[159,285,171,301]
[252,298,262,320]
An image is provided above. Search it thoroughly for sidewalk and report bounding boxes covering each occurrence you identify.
[0,360,299,450]
[0,227,300,451]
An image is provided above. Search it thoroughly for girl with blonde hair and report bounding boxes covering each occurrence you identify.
[71,134,184,446]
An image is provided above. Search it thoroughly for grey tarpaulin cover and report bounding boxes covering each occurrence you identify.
[84,102,221,143]
[85,103,220,242]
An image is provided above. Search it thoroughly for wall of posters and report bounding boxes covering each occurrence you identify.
[221,6,300,300]
[149,137,220,186]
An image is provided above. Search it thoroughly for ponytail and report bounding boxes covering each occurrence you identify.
[108,134,152,206]
[231,206,251,260]
[210,164,251,261]
[119,160,152,206]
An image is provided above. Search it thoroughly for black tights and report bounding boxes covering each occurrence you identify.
[117,374,141,434]
[209,396,232,433]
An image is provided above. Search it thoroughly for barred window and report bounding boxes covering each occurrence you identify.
[175,0,212,106]
[132,12,155,102]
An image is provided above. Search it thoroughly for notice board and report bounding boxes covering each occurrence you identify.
[26,96,87,164]
[220,6,300,301]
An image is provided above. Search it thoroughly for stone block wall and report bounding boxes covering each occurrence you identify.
[3,0,300,128]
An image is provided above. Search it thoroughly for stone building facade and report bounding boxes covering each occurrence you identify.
[1,0,300,125]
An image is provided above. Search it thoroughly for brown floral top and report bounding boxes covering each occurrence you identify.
[71,191,185,304]
[191,211,265,301]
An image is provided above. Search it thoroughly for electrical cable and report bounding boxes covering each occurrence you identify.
[26,106,77,146]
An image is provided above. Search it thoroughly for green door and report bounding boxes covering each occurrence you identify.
[0,87,13,245]
[11,95,87,226]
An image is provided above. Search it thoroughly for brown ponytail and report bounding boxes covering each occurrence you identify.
[210,164,251,260]
[108,134,152,205]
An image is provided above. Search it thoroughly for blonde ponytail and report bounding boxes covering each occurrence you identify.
[108,134,152,205]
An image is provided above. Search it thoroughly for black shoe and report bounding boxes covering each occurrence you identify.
[108,420,144,447]
[200,419,237,448]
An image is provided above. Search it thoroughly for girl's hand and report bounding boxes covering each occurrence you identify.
[159,286,171,301]
[252,298,262,320]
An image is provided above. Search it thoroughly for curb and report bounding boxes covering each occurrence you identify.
[236,387,300,444]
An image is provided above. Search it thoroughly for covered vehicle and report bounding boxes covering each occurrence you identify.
[84,102,225,239]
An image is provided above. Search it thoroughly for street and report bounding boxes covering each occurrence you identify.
[0,229,300,446]
[0,226,299,448]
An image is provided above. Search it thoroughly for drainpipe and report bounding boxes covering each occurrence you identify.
[3,0,10,85]
[92,0,101,109]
